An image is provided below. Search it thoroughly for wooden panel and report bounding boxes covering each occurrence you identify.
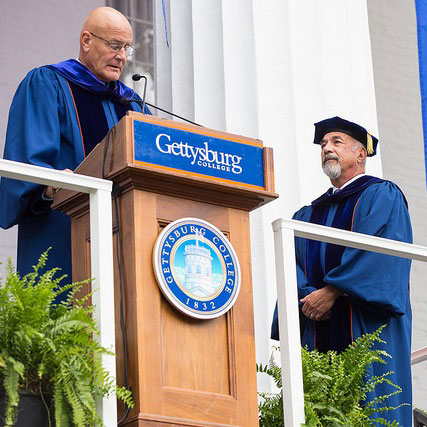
[228,209,258,426]
[111,190,140,421]
[162,388,237,424]
[131,191,164,415]
[70,210,91,299]
[74,116,131,180]
[152,194,257,426]
[263,147,275,193]
[111,216,128,419]
[155,194,229,229]
[121,412,238,426]
[161,301,231,394]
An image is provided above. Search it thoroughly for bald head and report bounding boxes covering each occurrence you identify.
[79,7,133,82]
[81,7,132,37]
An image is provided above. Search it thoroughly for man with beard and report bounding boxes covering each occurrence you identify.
[0,7,150,283]
[271,116,412,426]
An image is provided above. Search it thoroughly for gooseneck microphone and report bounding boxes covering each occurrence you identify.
[132,74,147,114]
[125,74,202,127]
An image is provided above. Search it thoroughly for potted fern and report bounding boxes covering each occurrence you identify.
[257,326,405,426]
[0,250,133,426]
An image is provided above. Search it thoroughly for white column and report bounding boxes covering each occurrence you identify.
[221,0,258,137]
[170,0,195,122]
[191,0,226,129]
[251,0,383,395]
[251,1,301,380]
[154,0,172,117]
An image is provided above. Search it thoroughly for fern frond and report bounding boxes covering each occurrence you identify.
[258,325,405,427]
[0,251,133,426]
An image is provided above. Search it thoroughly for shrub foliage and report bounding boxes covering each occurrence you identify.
[0,251,133,426]
[257,326,405,426]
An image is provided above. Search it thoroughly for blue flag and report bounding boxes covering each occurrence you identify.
[415,0,427,186]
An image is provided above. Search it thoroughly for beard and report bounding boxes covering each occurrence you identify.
[322,154,341,180]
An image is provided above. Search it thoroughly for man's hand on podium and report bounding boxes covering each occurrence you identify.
[44,168,73,199]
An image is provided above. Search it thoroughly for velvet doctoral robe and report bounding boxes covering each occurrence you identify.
[0,59,149,284]
[271,175,412,426]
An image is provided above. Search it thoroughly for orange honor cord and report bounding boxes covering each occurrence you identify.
[67,81,85,157]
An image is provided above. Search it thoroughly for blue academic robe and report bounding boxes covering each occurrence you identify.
[272,176,412,426]
[0,59,149,284]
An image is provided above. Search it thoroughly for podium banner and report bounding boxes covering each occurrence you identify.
[134,120,265,189]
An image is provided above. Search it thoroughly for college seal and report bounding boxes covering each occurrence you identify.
[153,218,241,319]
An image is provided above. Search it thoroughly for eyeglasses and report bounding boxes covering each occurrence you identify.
[89,32,135,57]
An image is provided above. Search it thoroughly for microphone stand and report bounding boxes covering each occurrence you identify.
[144,101,201,127]
[131,74,202,127]
[132,74,147,115]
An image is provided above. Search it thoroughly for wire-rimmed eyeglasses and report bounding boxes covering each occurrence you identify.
[89,32,135,57]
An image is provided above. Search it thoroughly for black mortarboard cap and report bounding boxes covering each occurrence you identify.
[313,116,378,156]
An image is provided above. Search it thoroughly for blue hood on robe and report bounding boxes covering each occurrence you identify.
[47,59,137,102]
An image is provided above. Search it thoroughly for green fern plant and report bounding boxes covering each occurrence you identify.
[257,326,405,427]
[0,251,133,426]
[257,345,284,427]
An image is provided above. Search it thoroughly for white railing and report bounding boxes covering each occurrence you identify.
[272,218,427,427]
[412,347,427,365]
[0,159,117,426]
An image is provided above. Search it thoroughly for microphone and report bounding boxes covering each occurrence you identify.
[132,74,144,81]
[132,74,147,114]
[128,74,201,126]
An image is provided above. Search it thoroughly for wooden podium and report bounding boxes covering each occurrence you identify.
[54,112,277,426]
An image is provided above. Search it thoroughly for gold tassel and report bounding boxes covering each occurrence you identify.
[367,133,374,155]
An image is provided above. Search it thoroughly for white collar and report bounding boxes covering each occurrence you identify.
[332,173,365,193]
